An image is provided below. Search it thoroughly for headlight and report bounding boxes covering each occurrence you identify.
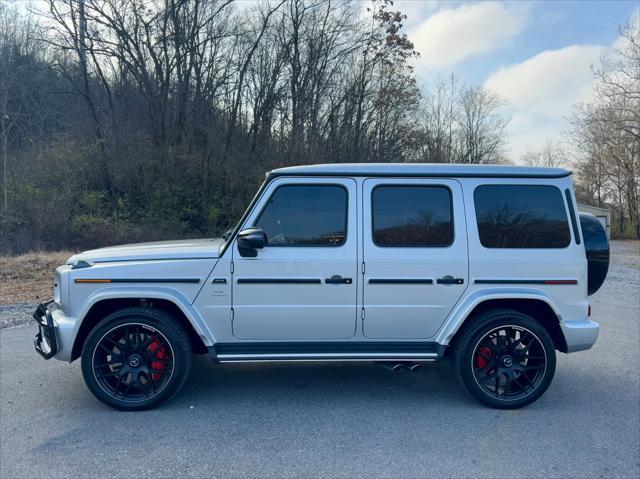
[54,265,71,311]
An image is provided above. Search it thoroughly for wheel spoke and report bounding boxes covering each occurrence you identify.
[94,362,117,370]
[98,343,115,355]
[148,372,158,393]
[120,374,134,398]
[130,326,139,349]
[113,372,125,395]
[104,337,123,349]
[521,335,536,354]
[477,371,498,384]
[523,364,545,371]
[504,375,512,396]
[515,371,534,391]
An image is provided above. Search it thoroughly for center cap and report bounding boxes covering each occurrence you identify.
[502,356,514,367]
[129,355,142,368]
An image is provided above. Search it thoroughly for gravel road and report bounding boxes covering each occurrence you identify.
[1,241,638,478]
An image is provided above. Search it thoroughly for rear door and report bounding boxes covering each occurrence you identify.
[362,179,468,339]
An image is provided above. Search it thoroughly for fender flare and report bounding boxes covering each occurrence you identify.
[434,288,562,346]
[73,287,216,347]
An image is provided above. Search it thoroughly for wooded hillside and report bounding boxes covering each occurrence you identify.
[0,0,638,253]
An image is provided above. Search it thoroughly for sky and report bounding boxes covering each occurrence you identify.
[392,0,638,163]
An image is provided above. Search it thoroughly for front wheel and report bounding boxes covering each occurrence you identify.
[453,309,556,409]
[81,307,192,410]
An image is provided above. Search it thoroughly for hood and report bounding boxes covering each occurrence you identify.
[67,238,224,264]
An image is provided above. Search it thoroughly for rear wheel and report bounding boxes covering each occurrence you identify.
[81,307,192,410]
[453,309,556,409]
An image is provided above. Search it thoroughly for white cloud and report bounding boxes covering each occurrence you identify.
[409,2,527,70]
[485,45,604,116]
[484,44,605,161]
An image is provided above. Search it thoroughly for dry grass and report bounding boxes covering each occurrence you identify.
[0,251,73,305]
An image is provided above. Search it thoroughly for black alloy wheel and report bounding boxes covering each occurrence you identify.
[453,309,556,409]
[81,307,192,410]
[92,323,174,402]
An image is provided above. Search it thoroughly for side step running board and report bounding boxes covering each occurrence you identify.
[209,342,445,363]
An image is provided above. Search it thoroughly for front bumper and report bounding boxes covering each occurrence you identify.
[33,301,77,361]
[560,319,599,353]
[33,302,58,359]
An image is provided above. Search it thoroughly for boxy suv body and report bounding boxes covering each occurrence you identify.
[33,163,609,410]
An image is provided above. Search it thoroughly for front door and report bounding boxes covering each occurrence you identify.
[231,178,358,340]
[362,179,468,339]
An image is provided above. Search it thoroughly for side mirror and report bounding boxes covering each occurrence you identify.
[237,227,266,257]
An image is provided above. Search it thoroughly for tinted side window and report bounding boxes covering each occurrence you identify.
[372,186,453,246]
[255,185,347,246]
[474,185,570,248]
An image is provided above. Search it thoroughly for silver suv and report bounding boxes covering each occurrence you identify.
[33,163,609,410]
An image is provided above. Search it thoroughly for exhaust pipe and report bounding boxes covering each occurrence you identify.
[406,362,422,372]
[381,362,406,373]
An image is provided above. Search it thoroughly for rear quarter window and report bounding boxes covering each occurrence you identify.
[474,185,571,248]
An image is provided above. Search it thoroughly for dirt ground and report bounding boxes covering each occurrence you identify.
[0,251,73,305]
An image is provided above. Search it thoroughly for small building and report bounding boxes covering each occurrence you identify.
[578,204,611,239]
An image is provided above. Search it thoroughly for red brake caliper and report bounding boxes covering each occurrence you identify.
[475,346,492,369]
[148,339,168,381]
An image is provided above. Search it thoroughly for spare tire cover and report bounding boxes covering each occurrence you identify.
[579,212,609,295]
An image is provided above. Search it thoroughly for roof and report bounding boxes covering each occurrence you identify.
[269,163,571,179]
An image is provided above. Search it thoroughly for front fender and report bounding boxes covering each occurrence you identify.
[434,288,562,346]
[75,286,216,346]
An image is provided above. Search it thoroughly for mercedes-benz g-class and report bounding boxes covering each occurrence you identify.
[33,163,609,410]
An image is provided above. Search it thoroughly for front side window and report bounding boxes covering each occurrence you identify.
[474,185,571,248]
[372,185,453,246]
[255,184,347,246]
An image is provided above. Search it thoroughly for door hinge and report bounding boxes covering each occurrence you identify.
[230,261,234,274]
[361,308,365,320]
[361,261,365,274]
[230,307,234,321]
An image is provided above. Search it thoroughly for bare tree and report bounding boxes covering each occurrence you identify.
[455,86,510,164]
[570,16,640,237]
[417,74,459,163]
[1,2,38,211]
[522,140,566,168]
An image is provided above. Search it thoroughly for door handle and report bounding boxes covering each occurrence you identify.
[325,275,353,285]
[437,275,464,285]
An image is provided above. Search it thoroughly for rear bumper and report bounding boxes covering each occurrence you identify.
[561,319,599,353]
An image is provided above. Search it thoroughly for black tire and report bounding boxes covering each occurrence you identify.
[81,307,192,411]
[453,309,556,409]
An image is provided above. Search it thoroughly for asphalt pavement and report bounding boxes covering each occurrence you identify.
[1,242,638,478]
